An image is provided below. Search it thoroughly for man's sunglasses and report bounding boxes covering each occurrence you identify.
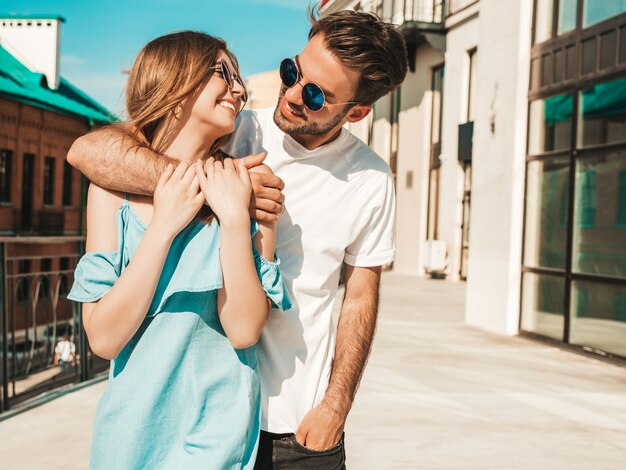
[279,57,358,112]
[209,60,248,108]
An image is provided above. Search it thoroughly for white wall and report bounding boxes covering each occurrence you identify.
[463,0,532,335]
[394,45,445,275]
[438,6,481,283]
[0,17,62,90]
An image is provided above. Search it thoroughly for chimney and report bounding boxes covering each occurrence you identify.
[0,15,65,90]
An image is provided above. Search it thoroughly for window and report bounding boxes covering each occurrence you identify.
[40,258,52,299]
[573,152,626,278]
[17,260,31,303]
[528,94,574,154]
[577,76,626,148]
[535,0,555,43]
[523,158,570,270]
[521,273,566,340]
[62,161,73,206]
[467,48,478,122]
[584,0,626,28]
[558,0,577,34]
[570,281,626,356]
[576,170,596,227]
[427,65,444,242]
[44,157,55,205]
[0,149,12,202]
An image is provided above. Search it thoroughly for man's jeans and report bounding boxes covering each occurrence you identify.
[254,431,346,469]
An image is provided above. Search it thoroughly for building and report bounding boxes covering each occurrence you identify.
[0,15,113,236]
[0,14,114,411]
[320,0,626,361]
[246,69,281,110]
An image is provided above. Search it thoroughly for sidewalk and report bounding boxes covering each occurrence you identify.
[344,273,626,469]
[1,273,625,469]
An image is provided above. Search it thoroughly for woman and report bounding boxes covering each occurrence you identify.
[67,31,291,469]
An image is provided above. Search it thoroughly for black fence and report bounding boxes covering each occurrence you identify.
[0,237,108,413]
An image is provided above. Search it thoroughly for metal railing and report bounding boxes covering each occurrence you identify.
[0,237,107,412]
[12,209,65,236]
[401,0,445,24]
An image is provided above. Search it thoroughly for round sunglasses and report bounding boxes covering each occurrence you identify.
[279,57,359,112]
[209,60,248,108]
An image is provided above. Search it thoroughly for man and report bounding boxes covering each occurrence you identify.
[68,9,407,468]
[54,334,76,372]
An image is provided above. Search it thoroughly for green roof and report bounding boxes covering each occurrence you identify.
[0,45,116,124]
[0,14,66,22]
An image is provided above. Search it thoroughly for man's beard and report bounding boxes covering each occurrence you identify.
[273,86,350,136]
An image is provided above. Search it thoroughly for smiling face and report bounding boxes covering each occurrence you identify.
[273,34,370,142]
[185,50,246,137]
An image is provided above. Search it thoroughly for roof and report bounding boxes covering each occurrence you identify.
[0,45,116,124]
[0,14,66,22]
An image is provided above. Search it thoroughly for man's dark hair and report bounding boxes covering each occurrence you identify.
[308,8,408,105]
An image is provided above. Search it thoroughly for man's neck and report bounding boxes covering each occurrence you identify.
[290,127,343,151]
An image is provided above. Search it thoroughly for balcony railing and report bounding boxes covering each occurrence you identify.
[0,236,107,413]
[12,210,65,236]
[398,0,445,24]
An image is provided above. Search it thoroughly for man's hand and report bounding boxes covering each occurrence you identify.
[295,401,346,451]
[240,152,285,222]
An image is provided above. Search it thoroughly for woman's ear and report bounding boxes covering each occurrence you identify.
[345,104,372,123]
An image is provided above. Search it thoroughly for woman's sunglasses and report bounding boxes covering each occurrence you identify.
[209,60,248,108]
[279,57,359,112]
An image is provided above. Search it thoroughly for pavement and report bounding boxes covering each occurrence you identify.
[1,273,626,469]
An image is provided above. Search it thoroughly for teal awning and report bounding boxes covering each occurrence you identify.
[0,45,116,123]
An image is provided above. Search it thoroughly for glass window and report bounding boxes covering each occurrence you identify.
[467,48,478,122]
[573,151,626,278]
[578,77,626,148]
[62,161,73,206]
[583,0,626,28]
[40,258,52,299]
[535,0,555,43]
[44,157,55,206]
[0,149,11,202]
[570,281,626,357]
[528,94,573,155]
[521,272,566,340]
[558,0,577,34]
[524,158,570,269]
[576,169,596,227]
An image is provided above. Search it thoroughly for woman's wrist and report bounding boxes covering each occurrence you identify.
[145,220,177,245]
[218,211,250,231]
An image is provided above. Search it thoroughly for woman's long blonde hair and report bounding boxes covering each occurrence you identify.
[124,30,240,156]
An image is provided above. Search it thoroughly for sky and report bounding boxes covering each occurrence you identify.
[1,0,314,116]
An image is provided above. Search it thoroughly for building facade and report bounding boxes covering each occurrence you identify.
[0,15,114,411]
[320,0,626,361]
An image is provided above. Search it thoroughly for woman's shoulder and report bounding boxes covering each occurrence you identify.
[87,184,126,208]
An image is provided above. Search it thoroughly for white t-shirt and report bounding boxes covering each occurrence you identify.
[55,340,75,362]
[223,108,396,433]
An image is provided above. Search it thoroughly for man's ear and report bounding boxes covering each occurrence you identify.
[345,104,372,123]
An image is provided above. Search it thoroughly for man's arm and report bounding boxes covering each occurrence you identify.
[68,127,284,220]
[296,264,381,450]
[67,125,172,196]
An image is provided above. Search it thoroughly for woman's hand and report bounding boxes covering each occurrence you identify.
[151,161,205,239]
[196,157,252,227]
